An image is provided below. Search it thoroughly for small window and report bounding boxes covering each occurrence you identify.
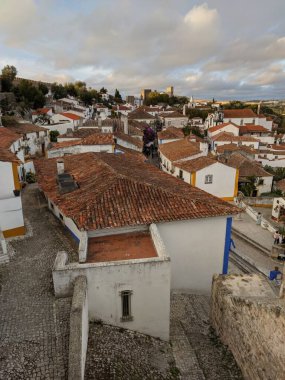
[50,203,54,209]
[179,169,183,179]
[240,119,243,126]
[275,156,278,159]
[252,119,255,124]
[59,213,64,221]
[258,179,264,185]
[205,174,213,184]
[120,290,133,321]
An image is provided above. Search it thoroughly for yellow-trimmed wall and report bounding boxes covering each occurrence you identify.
[12,162,21,191]
[191,172,196,186]
[3,226,25,238]
[234,169,239,197]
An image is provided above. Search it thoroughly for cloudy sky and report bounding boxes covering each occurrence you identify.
[0,0,285,100]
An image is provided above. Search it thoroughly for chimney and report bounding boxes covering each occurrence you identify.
[66,128,73,137]
[183,104,187,116]
[123,117,128,135]
[257,102,261,115]
[98,116,102,127]
[57,159,65,175]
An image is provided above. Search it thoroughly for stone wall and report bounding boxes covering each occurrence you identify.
[211,274,285,380]
[244,196,273,208]
[68,276,89,380]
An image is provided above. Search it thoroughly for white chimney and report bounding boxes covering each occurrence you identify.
[123,117,128,135]
[183,104,187,116]
[98,117,102,127]
[57,159,64,175]
[257,102,261,115]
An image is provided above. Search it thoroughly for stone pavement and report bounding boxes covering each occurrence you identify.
[170,293,243,380]
[233,212,273,251]
[0,184,77,379]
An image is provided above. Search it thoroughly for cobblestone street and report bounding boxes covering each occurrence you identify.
[170,292,243,380]
[0,184,77,379]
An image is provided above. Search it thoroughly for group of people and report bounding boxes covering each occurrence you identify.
[274,230,285,245]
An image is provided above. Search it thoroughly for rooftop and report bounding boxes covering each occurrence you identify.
[157,127,184,140]
[7,123,47,134]
[239,124,269,134]
[0,127,20,149]
[212,132,260,143]
[60,112,82,121]
[159,111,186,118]
[208,122,239,133]
[115,132,143,149]
[86,231,157,263]
[226,152,272,177]
[35,152,238,231]
[159,138,201,161]
[128,109,156,120]
[175,156,219,172]
[223,109,257,119]
[50,133,114,150]
[216,143,258,155]
[59,128,101,139]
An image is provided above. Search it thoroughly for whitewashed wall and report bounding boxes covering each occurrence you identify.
[53,252,171,340]
[116,137,142,152]
[0,196,24,233]
[195,163,237,198]
[0,161,14,197]
[157,216,228,292]
[208,124,239,138]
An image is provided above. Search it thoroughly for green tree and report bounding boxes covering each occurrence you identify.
[38,82,49,96]
[49,130,59,142]
[13,79,45,109]
[64,82,78,97]
[100,87,107,94]
[51,83,67,99]
[114,88,122,103]
[1,65,17,91]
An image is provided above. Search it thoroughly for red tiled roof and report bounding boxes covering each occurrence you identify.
[276,179,285,192]
[157,127,184,140]
[239,124,269,134]
[175,156,219,172]
[50,134,114,150]
[115,132,143,149]
[159,111,187,118]
[208,122,239,133]
[223,109,257,119]
[159,138,201,161]
[216,143,258,154]
[59,128,101,139]
[212,132,259,143]
[7,123,47,134]
[128,109,156,120]
[0,148,20,163]
[32,108,51,115]
[60,112,82,121]
[226,152,272,177]
[0,127,20,149]
[35,152,239,231]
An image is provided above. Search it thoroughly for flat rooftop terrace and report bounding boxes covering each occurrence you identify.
[86,231,157,263]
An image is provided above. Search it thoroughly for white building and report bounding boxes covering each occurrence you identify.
[157,127,184,145]
[211,132,260,152]
[208,122,240,139]
[51,112,83,128]
[115,132,143,152]
[159,138,207,174]
[226,152,273,196]
[47,133,115,158]
[36,153,238,338]
[0,129,25,238]
[173,156,239,201]
[128,109,156,125]
[159,111,188,128]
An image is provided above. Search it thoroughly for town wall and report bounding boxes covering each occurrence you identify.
[211,274,285,380]
[68,276,89,380]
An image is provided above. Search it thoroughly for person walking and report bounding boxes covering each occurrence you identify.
[274,230,280,245]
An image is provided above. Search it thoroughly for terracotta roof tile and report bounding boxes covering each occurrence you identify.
[0,127,20,149]
[60,112,82,121]
[276,179,285,192]
[50,133,114,150]
[59,128,101,139]
[239,124,269,134]
[128,109,156,120]
[35,152,239,231]
[159,111,187,118]
[175,156,218,172]
[0,148,20,163]
[226,152,272,177]
[159,139,201,161]
[115,132,143,149]
[157,127,184,140]
[216,143,257,154]
[223,109,257,119]
[208,122,239,133]
[212,132,259,143]
[7,123,48,134]
[32,108,51,115]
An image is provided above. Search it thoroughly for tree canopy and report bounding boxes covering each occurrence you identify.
[1,65,17,91]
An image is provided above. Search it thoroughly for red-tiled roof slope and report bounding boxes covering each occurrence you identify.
[7,123,47,134]
[226,152,272,177]
[208,122,239,133]
[212,132,259,142]
[239,124,269,133]
[35,153,239,231]
[0,127,20,148]
[223,109,257,119]
[115,132,143,149]
[32,108,51,115]
[128,110,156,120]
[158,127,184,140]
[159,139,201,161]
[50,134,114,150]
[175,156,218,172]
[0,148,19,163]
[60,112,82,120]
